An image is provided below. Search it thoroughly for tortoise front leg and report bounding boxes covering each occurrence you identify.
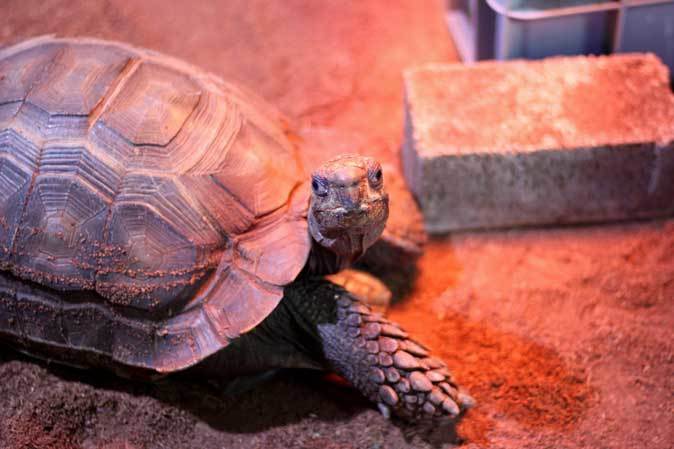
[284,279,473,422]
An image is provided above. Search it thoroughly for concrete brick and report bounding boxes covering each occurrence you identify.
[403,54,674,233]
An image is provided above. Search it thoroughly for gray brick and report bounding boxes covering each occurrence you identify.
[403,54,674,233]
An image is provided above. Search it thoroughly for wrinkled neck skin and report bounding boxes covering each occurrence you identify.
[305,215,361,275]
[305,212,382,276]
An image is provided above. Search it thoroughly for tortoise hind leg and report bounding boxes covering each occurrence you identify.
[283,278,474,422]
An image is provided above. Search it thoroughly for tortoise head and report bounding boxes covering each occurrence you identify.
[308,154,389,259]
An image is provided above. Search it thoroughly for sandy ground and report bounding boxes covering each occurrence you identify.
[1,1,673,448]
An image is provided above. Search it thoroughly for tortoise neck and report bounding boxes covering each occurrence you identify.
[306,212,367,275]
[304,238,357,276]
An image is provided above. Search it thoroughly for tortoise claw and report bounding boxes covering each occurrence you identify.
[458,391,476,410]
[378,402,392,419]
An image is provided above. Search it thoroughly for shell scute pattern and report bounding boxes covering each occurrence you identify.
[0,37,310,371]
[98,61,201,148]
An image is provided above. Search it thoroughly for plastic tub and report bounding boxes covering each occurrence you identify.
[446,0,674,77]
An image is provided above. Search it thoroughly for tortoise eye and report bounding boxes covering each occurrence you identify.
[369,166,383,187]
[311,177,328,196]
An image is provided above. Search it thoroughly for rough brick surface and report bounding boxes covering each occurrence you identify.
[403,54,674,233]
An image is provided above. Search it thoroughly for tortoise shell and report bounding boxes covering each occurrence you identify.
[0,36,311,372]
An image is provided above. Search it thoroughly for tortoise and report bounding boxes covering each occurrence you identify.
[0,36,471,422]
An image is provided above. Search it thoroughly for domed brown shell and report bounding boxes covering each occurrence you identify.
[0,36,311,372]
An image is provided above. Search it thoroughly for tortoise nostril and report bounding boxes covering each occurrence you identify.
[339,186,362,209]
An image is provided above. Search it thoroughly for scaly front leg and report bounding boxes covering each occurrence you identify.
[285,279,473,422]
